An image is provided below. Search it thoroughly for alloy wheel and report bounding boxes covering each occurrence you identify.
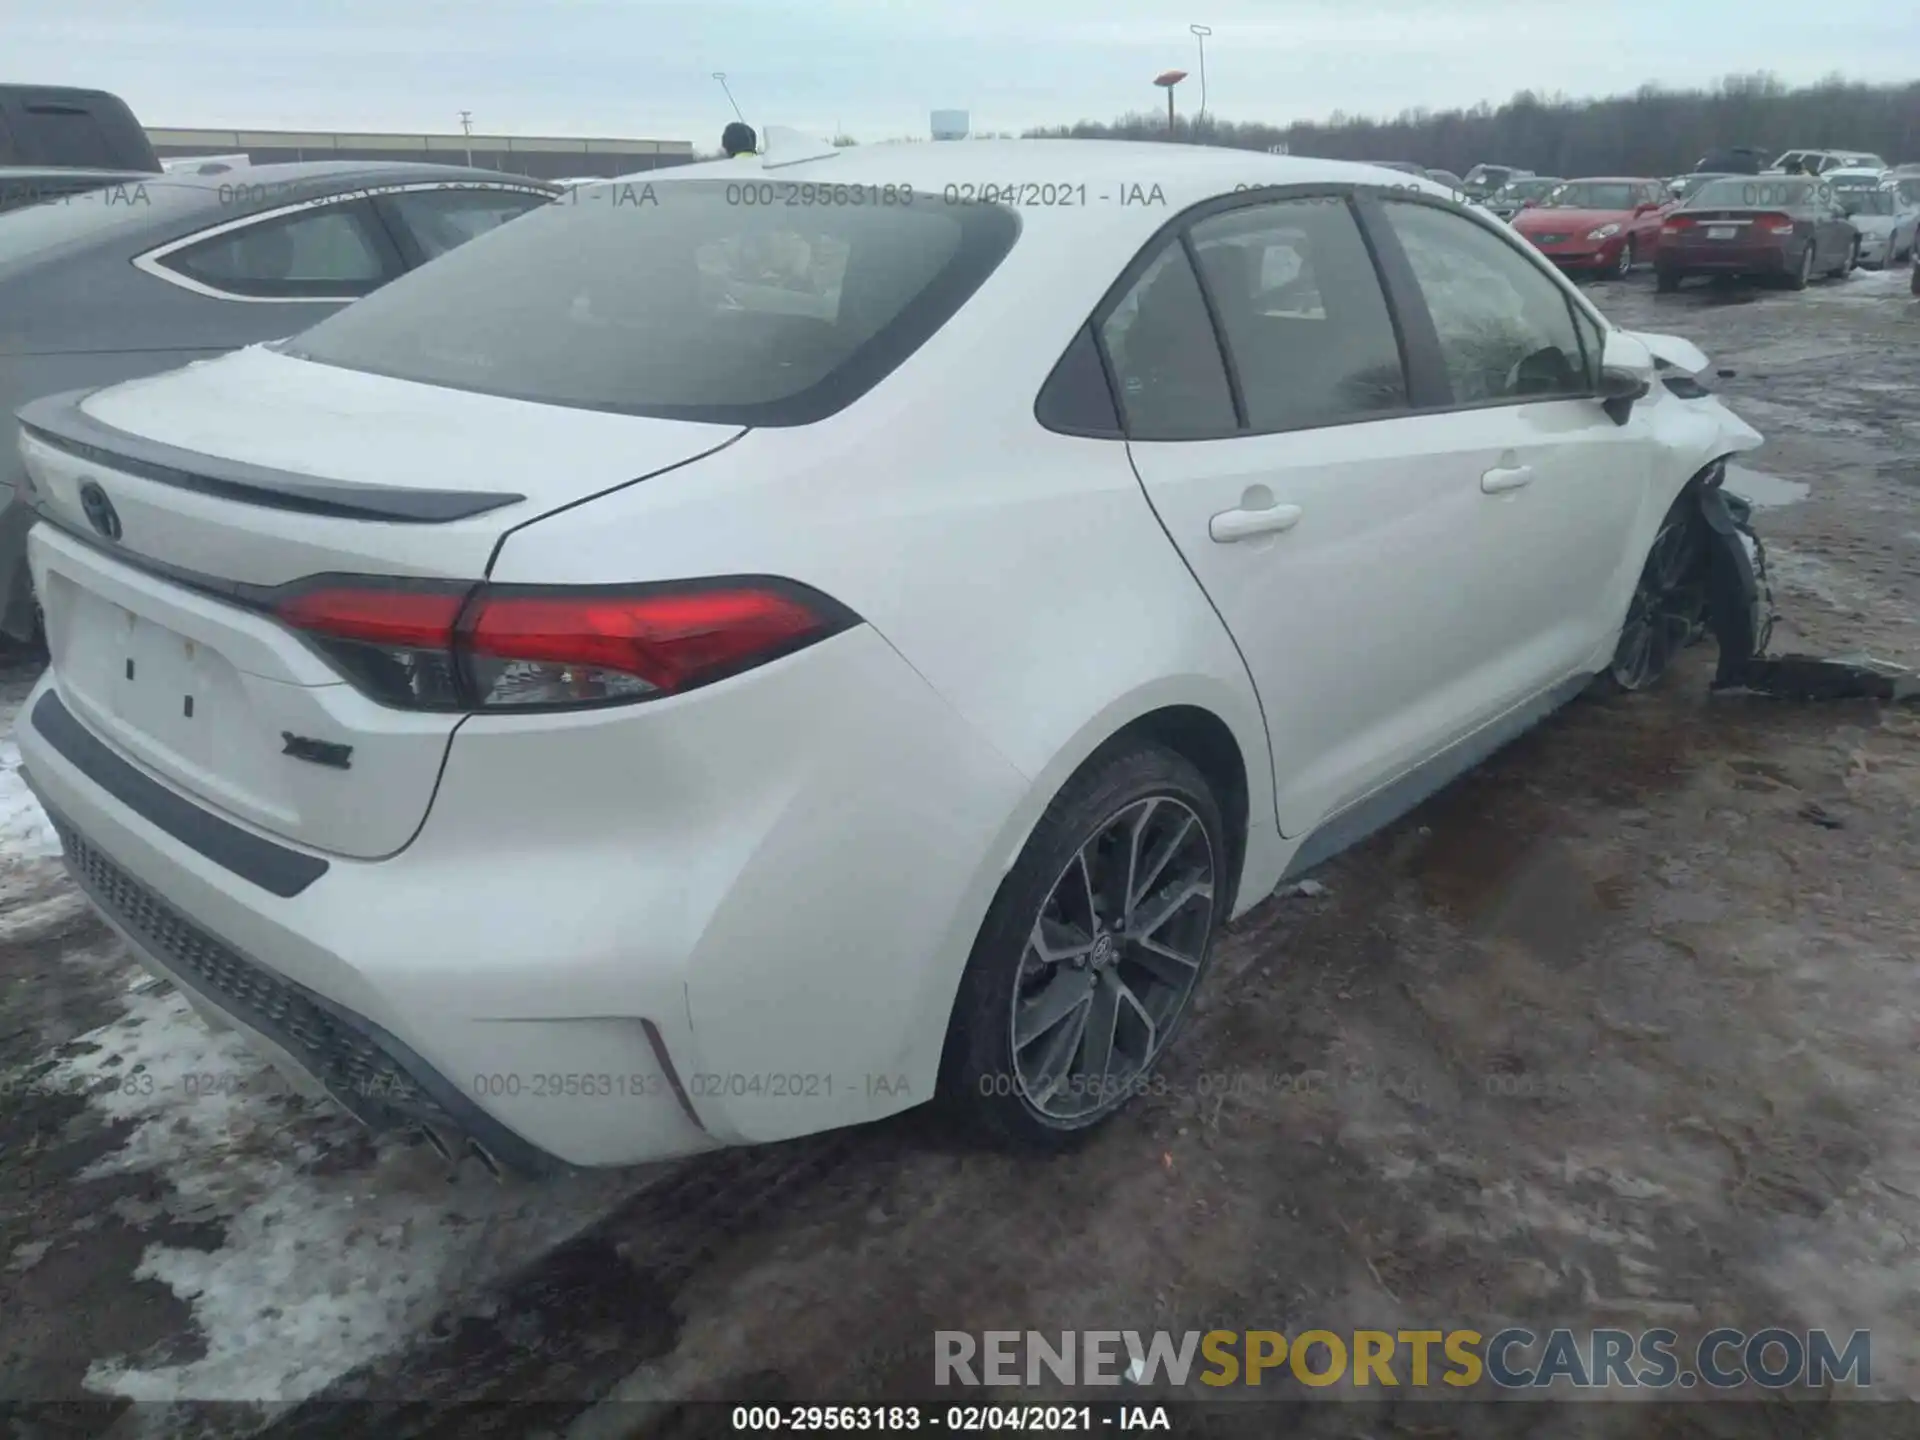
[1610,514,1707,690]
[1615,239,1634,278]
[1009,796,1216,1124]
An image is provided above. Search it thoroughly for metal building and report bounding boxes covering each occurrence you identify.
[145,128,696,180]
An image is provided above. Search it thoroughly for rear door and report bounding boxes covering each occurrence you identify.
[1117,189,1562,838]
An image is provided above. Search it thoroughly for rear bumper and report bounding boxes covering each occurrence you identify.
[15,622,1032,1169]
[1658,242,1791,273]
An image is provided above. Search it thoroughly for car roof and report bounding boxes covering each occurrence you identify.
[1557,176,1658,184]
[624,139,1461,210]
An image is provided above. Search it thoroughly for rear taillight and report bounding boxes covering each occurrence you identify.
[1662,215,1692,233]
[270,576,858,711]
[1755,212,1795,234]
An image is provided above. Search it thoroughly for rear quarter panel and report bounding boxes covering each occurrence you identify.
[485,208,1283,1123]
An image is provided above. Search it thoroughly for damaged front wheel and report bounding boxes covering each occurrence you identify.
[1603,497,1709,692]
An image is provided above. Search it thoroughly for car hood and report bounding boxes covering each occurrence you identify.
[1514,208,1629,232]
[1847,215,1897,237]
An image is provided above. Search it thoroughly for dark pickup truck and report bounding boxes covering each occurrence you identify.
[0,85,159,172]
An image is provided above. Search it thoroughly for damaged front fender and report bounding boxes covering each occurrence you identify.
[1695,469,1771,686]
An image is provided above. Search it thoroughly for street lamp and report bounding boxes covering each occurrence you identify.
[458,109,473,167]
[713,72,746,125]
[1153,69,1187,135]
[1189,25,1212,126]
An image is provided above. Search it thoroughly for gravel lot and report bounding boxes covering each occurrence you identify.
[2,263,1916,1437]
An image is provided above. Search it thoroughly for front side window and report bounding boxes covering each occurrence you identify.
[1377,199,1590,405]
[161,201,397,298]
[1187,198,1407,433]
[1098,241,1236,440]
[285,181,1018,425]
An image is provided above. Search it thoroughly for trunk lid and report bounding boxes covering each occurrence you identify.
[18,346,743,859]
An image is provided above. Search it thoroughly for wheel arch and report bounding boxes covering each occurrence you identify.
[892,678,1285,1109]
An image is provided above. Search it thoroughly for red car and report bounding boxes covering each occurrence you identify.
[1509,177,1674,278]
[1655,175,1860,292]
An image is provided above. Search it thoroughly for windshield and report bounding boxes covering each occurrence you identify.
[1840,191,1895,216]
[284,180,1021,425]
[1497,178,1556,200]
[1541,182,1637,210]
[1691,178,1812,209]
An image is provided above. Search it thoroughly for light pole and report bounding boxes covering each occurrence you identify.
[1153,70,1187,136]
[1189,25,1212,127]
[458,110,473,167]
[713,72,746,124]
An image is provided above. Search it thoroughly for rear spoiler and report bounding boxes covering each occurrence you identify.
[16,387,526,524]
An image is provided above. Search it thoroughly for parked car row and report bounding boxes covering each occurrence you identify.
[1481,165,1920,289]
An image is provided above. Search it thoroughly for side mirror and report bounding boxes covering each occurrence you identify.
[1598,332,1654,426]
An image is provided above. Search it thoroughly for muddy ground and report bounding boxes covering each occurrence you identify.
[1,264,1916,1438]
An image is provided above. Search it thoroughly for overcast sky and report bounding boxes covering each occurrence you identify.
[15,0,1919,145]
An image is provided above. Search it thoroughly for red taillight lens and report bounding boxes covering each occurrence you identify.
[270,576,856,711]
[1755,212,1795,234]
[463,585,841,708]
[1662,215,1692,233]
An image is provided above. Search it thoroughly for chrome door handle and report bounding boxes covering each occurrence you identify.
[1209,503,1303,542]
[1480,465,1534,494]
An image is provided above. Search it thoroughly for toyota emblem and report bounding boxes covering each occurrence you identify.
[79,481,122,541]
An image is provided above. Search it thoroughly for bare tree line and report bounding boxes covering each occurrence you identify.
[1023,72,1920,175]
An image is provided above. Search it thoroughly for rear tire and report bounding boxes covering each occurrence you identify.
[1786,241,1814,290]
[940,742,1227,1149]
[1655,267,1683,293]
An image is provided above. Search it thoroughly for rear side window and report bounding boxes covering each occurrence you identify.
[377,186,549,261]
[1098,241,1236,440]
[1188,198,1407,433]
[162,201,400,298]
[284,181,1020,425]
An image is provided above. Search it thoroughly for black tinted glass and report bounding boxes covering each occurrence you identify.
[286,181,1020,425]
[1189,198,1407,432]
[1098,241,1236,440]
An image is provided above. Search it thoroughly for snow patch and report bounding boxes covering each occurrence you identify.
[0,738,61,861]
[44,975,639,1403]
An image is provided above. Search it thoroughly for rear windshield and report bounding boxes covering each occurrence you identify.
[284,179,1022,425]
[1691,178,1812,208]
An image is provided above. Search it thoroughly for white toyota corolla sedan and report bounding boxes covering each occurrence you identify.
[13,140,1761,1174]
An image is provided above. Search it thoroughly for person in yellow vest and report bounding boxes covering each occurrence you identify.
[722,122,757,158]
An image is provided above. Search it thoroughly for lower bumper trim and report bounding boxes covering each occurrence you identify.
[38,794,563,1176]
